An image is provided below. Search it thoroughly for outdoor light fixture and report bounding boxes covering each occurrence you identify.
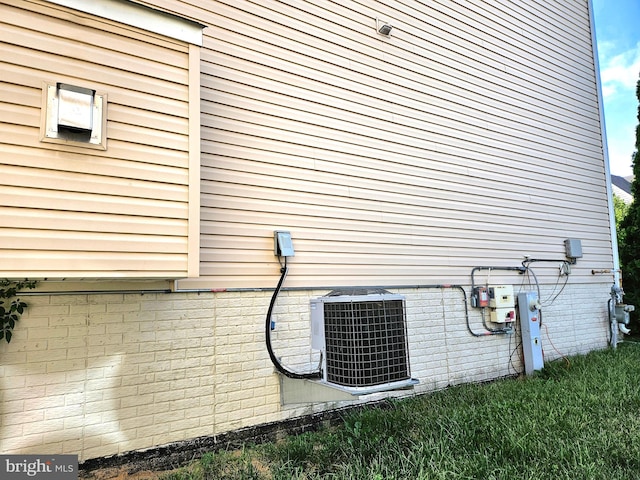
[376,18,393,36]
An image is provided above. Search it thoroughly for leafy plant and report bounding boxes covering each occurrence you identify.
[1,278,37,343]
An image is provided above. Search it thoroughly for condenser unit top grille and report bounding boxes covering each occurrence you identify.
[311,293,413,392]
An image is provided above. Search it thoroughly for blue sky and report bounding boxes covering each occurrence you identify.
[592,0,640,177]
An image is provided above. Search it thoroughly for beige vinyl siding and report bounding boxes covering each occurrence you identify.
[166,0,612,289]
[0,0,197,278]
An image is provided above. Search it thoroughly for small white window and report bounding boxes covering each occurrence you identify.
[41,82,107,149]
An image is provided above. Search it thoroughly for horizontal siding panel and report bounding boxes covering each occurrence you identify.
[203,161,607,222]
[203,37,599,137]
[214,0,596,114]
[2,144,188,186]
[109,104,189,137]
[206,4,598,115]
[2,185,188,219]
[199,250,527,267]
[201,237,613,261]
[205,86,601,164]
[207,73,601,157]
[203,171,608,227]
[0,82,39,108]
[469,0,591,56]
[0,124,189,169]
[0,251,187,276]
[201,192,609,236]
[0,102,36,128]
[204,152,607,209]
[203,114,603,184]
[108,122,188,152]
[2,207,187,237]
[202,51,601,156]
[1,43,188,102]
[2,19,188,85]
[204,131,605,196]
[203,123,604,203]
[201,220,613,246]
[391,0,593,63]
[0,229,186,253]
[2,63,189,119]
[435,0,594,75]
[1,165,188,202]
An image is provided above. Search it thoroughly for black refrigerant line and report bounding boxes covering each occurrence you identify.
[265,257,322,380]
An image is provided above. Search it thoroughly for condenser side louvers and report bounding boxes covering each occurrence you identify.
[311,293,418,395]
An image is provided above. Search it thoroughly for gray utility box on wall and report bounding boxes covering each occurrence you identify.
[564,238,583,260]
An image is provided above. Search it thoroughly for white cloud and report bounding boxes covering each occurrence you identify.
[600,42,640,98]
[607,140,635,176]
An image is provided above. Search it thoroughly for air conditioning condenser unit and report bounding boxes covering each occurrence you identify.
[310,292,418,395]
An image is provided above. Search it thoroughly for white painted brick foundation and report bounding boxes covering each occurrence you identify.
[0,282,611,461]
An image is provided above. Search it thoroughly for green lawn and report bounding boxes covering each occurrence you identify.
[164,342,640,479]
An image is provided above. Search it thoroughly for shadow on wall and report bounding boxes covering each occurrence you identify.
[0,353,130,457]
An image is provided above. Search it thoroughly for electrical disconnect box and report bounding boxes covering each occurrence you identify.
[517,291,544,375]
[489,285,515,323]
[274,230,295,257]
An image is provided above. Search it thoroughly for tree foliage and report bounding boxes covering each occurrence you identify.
[613,194,630,241]
[618,77,640,330]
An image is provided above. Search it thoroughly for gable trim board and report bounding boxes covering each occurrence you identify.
[46,0,204,45]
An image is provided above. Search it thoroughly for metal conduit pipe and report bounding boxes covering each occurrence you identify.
[470,266,527,292]
[20,282,509,340]
[18,289,172,296]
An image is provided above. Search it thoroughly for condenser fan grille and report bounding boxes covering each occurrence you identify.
[323,298,410,387]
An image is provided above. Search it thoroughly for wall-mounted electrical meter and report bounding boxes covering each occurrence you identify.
[471,286,489,308]
[489,285,515,323]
